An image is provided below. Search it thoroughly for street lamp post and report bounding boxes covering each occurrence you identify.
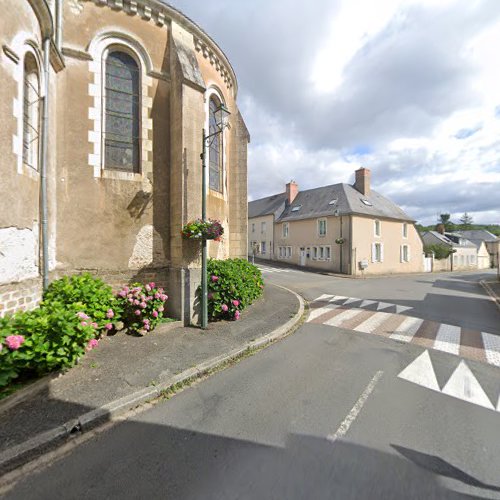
[200,103,231,329]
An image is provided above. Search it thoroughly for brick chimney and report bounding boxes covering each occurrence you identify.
[286,180,298,204]
[436,223,445,235]
[354,168,371,197]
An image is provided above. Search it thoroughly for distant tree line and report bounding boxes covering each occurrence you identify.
[416,212,500,237]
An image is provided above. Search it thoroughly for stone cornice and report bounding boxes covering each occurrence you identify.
[83,0,237,96]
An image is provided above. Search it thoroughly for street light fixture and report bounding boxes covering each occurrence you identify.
[200,103,231,329]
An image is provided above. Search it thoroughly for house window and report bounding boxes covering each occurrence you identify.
[325,246,331,260]
[318,219,327,237]
[286,246,292,258]
[252,223,255,233]
[261,241,266,254]
[104,51,140,172]
[319,246,324,259]
[401,244,410,262]
[209,96,223,192]
[374,220,381,237]
[278,246,292,259]
[261,221,266,233]
[372,243,383,262]
[312,246,318,260]
[22,53,41,171]
[283,222,289,238]
[402,223,408,239]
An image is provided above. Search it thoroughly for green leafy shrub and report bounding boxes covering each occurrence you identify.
[423,244,455,260]
[42,273,122,333]
[116,283,169,334]
[0,303,98,388]
[206,258,264,321]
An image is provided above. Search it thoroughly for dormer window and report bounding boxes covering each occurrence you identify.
[291,205,302,212]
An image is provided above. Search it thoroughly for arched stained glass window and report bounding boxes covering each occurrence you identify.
[23,53,40,171]
[105,51,140,172]
[209,96,223,192]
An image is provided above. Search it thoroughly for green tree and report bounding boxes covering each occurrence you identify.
[459,212,474,230]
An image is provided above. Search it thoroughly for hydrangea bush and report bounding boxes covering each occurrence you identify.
[205,258,264,321]
[116,283,168,335]
[0,274,170,391]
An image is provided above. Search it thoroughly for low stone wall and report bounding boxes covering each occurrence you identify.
[0,277,43,317]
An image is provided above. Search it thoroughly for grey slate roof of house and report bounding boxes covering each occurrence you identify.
[454,230,498,242]
[248,192,287,219]
[422,231,476,248]
[275,183,414,222]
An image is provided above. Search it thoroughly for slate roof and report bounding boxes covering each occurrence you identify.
[248,192,287,219]
[422,231,476,248]
[454,230,498,242]
[273,183,414,222]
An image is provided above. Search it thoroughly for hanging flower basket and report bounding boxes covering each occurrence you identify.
[181,219,224,241]
[335,237,345,245]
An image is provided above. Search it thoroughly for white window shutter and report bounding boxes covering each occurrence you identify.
[400,245,403,263]
[371,243,375,262]
[380,244,384,262]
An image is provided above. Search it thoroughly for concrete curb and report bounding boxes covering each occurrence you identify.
[0,285,305,476]
[480,280,500,313]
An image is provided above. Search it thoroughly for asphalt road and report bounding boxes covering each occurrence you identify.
[3,268,500,499]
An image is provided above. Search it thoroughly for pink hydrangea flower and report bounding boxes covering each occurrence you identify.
[211,275,219,282]
[144,323,150,331]
[128,298,134,304]
[104,323,113,330]
[143,318,150,324]
[134,299,140,306]
[161,294,168,301]
[152,310,159,318]
[86,338,99,351]
[232,299,240,307]
[90,322,98,329]
[158,306,164,312]
[234,310,240,320]
[221,304,229,312]
[207,292,213,300]
[145,284,151,292]
[149,282,156,289]
[0,343,3,352]
[77,312,89,320]
[106,309,114,319]
[118,290,127,298]
[135,309,141,316]
[5,335,25,350]
[81,321,88,327]
[154,292,161,299]
[140,302,147,309]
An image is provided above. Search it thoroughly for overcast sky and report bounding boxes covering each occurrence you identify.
[172,0,500,225]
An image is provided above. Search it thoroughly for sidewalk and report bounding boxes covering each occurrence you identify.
[481,277,500,310]
[0,283,303,475]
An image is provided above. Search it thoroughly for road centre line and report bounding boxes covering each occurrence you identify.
[328,371,384,443]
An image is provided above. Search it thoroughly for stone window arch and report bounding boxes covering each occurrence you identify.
[22,52,41,171]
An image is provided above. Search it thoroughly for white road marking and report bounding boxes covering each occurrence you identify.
[377,302,393,311]
[497,395,500,412]
[324,308,361,326]
[398,350,440,391]
[481,332,500,367]
[308,303,341,322]
[389,316,423,343]
[395,305,412,314]
[355,312,390,334]
[314,294,335,302]
[433,324,461,355]
[328,371,384,442]
[343,297,361,305]
[360,299,377,308]
[442,361,495,410]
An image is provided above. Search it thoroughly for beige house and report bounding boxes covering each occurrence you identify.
[0,0,249,323]
[249,168,424,275]
[421,231,483,271]
[455,230,499,268]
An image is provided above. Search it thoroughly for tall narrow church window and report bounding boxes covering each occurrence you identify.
[104,51,140,172]
[23,53,40,170]
[209,96,223,192]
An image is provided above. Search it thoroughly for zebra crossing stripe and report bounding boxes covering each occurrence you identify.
[355,312,391,334]
[360,299,377,308]
[389,317,424,343]
[434,324,461,355]
[308,303,341,322]
[481,332,500,367]
[324,308,360,326]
